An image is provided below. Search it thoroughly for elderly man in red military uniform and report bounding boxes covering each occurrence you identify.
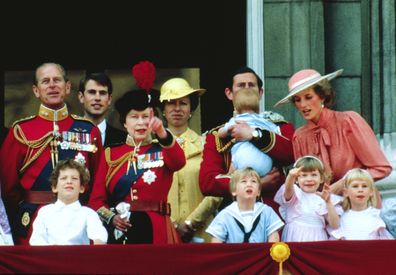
[0,63,103,245]
[199,67,295,210]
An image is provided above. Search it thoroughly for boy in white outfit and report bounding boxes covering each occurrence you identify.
[30,159,107,245]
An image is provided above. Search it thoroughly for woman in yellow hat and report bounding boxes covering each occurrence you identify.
[160,78,222,242]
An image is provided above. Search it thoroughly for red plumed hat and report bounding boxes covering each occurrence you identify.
[131,60,156,92]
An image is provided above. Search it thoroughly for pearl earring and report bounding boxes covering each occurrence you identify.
[321,102,324,108]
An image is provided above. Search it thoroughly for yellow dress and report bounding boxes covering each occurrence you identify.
[168,128,222,242]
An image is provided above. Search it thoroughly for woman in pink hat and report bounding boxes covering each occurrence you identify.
[274,69,391,202]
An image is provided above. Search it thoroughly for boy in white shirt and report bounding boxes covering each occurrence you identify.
[30,159,107,245]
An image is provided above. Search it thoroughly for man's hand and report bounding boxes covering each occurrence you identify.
[112,214,132,232]
[260,167,283,192]
[228,121,254,141]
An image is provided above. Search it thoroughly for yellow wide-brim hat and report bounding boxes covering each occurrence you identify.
[274,68,343,107]
[160,78,206,102]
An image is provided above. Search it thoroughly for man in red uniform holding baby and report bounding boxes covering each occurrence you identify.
[199,67,295,210]
[0,63,103,245]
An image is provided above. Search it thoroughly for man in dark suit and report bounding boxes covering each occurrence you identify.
[78,72,126,147]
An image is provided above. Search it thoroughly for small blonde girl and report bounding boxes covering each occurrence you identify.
[329,168,393,240]
[274,155,343,241]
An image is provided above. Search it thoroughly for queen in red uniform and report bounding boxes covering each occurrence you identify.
[89,62,186,244]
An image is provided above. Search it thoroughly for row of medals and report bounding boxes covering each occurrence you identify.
[58,131,98,153]
[137,154,164,169]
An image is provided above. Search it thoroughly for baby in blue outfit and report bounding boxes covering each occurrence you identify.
[218,88,280,176]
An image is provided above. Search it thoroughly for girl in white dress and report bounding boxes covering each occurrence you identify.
[329,168,393,240]
[274,156,343,241]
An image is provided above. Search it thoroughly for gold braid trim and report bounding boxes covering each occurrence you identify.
[97,206,115,224]
[213,131,234,153]
[261,131,275,153]
[104,147,131,187]
[13,124,54,174]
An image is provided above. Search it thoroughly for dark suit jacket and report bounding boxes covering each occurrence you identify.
[104,123,127,147]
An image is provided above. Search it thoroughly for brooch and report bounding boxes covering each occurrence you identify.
[142,169,157,185]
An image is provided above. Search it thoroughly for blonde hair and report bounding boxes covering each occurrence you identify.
[229,167,262,194]
[233,88,260,114]
[294,155,330,184]
[342,168,376,210]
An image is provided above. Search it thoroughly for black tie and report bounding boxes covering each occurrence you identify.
[234,215,261,243]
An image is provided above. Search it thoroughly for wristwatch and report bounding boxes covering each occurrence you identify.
[251,128,262,140]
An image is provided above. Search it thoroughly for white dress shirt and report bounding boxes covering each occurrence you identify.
[30,200,108,245]
[97,120,107,146]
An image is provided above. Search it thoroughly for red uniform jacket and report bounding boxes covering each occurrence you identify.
[0,105,103,245]
[89,139,186,244]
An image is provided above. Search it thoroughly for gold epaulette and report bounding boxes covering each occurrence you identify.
[11,115,36,128]
[70,114,95,126]
[260,111,288,124]
[208,124,224,134]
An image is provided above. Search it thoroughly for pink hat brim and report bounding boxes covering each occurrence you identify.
[274,69,343,107]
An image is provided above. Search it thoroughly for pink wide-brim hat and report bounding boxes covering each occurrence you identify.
[274,68,343,107]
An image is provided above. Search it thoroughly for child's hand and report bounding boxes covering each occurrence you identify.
[317,182,331,202]
[112,214,132,232]
[288,166,304,179]
[329,178,345,195]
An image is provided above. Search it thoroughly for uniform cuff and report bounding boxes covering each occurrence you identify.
[250,129,275,153]
[156,129,174,147]
[97,206,115,224]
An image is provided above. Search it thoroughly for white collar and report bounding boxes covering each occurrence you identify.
[226,201,264,225]
[54,199,82,210]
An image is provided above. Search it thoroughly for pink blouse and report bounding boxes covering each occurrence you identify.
[293,108,391,182]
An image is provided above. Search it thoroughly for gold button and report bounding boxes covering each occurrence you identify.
[132,189,137,193]
[133,195,138,200]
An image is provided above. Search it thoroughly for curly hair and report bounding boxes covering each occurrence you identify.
[50,159,90,191]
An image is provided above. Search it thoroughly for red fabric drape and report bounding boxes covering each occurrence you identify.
[0,241,395,274]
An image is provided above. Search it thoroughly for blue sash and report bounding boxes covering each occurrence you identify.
[110,144,162,205]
